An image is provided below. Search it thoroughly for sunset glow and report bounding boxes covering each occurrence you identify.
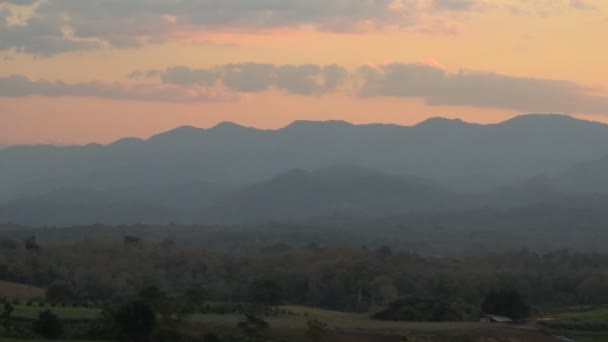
[0,0,607,145]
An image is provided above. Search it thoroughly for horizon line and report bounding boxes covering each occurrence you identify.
[0,113,598,150]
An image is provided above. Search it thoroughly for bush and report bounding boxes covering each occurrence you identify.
[114,300,157,342]
[247,279,282,306]
[481,290,530,320]
[373,296,478,322]
[306,319,328,341]
[237,310,268,342]
[46,281,77,305]
[33,309,63,340]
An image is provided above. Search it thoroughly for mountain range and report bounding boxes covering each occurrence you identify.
[1,114,608,226]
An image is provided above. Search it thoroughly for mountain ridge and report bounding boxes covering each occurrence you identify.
[3,114,592,151]
[2,113,608,202]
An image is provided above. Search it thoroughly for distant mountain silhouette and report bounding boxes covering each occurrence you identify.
[3,114,608,225]
[0,165,457,225]
[0,181,236,226]
[205,165,455,222]
[2,114,608,200]
[556,156,608,193]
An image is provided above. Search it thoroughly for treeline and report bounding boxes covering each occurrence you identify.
[4,201,608,257]
[1,236,608,312]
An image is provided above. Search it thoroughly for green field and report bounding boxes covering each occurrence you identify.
[193,305,500,333]
[187,306,561,341]
[7,304,608,341]
[535,307,608,342]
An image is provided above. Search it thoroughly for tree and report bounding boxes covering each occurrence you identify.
[25,236,40,251]
[184,285,206,305]
[306,319,328,341]
[33,309,63,340]
[248,278,282,306]
[46,280,76,304]
[114,300,157,342]
[0,300,13,332]
[237,311,268,342]
[123,235,143,248]
[373,296,477,322]
[481,290,531,320]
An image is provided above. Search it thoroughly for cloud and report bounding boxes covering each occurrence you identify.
[160,66,221,87]
[0,75,237,102]
[570,0,597,10]
[0,0,578,55]
[358,63,608,114]
[431,0,487,11]
[154,63,350,95]
[4,62,608,115]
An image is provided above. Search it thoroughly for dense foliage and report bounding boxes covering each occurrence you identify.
[373,296,479,322]
[1,235,607,313]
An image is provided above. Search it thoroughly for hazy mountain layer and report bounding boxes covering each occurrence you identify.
[2,114,608,225]
[2,114,608,200]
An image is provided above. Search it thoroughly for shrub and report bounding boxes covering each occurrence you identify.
[33,309,63,340]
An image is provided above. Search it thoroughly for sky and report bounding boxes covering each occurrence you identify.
[0,0,607,146]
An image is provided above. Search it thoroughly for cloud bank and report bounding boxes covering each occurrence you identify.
[0,0,597,55]
[2,62,607,114]
[0,75,236,102]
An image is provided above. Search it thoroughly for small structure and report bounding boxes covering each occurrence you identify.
[480,314,513,323]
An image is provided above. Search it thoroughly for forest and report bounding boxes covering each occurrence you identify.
[1,230,607,340]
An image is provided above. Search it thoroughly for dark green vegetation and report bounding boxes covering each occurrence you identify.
[0,301,577,342]
[481,290,531,320]
[1,237,608,311]
[0,237,606,340]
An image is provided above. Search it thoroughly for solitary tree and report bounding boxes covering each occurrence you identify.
[114,300,157,342]
[0,300,14,332]
[25,236,40,251]
[33,309,63,340]
[237,310,269,342]
[46,281,76,304]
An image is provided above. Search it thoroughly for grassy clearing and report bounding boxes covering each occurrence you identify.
[567,333,608,342]
[0,281,44,300]
[539,306,608,342]
[1,304,572,341]
[541,307,608,332]
[190,305,559,341]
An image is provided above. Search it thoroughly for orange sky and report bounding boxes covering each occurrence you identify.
[0,0,607,145]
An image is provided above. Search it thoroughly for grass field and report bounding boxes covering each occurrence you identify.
[190,306,562,341]
[538,307,608,342]
[6,304,605,341]
[0,281,44,300]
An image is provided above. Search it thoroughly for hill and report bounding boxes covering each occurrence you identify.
[0,165,454,226]
[206,165,455,222]
[0,280,44,300]
[2,114,608,201]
